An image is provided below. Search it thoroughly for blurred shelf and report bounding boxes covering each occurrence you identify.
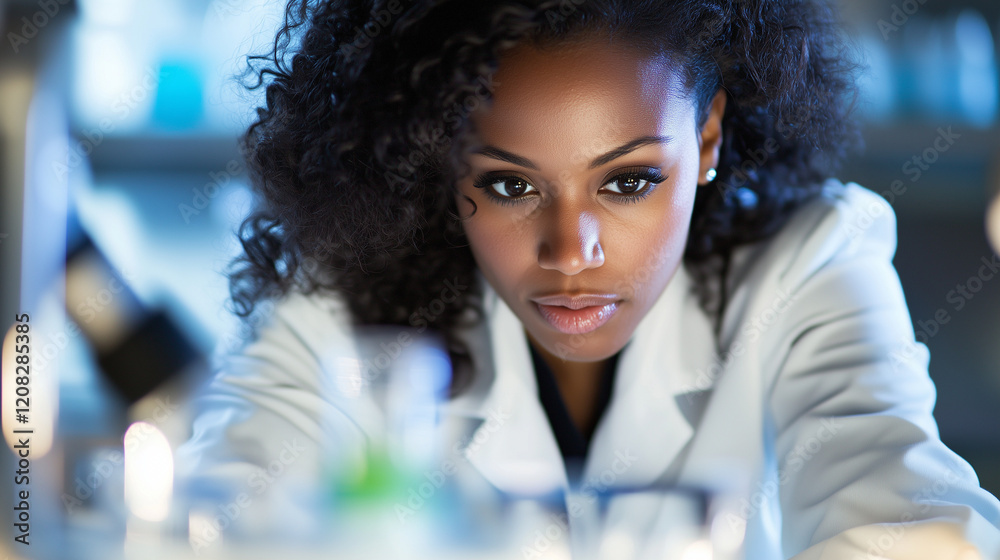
[838,122,999,217]
[839,0,1000,24]
[858,121,1000,163]
[83,131,244,173]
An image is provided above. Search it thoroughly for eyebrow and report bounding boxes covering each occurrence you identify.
[473,135,673,171]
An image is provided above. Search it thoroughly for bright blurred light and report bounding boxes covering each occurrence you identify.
[79,0,135,27]
[679,539,713,560]
[598,528,636,560]
[710,507,746,555]
[506,500,573,560]
[335,357,364,399]
[2,323,56,458]
[188,510,222,550]
[491,461,564,496]
[72,29,153,133]
[198,0,288,131]
[124,421,173,522]
[987,194,1000,256]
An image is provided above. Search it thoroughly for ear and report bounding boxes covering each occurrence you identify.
[697,89,728,187]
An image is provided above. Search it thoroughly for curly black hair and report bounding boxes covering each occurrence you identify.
[230,0,863,393]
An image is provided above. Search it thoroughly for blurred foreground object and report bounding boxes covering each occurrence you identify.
[989,195,1000,256]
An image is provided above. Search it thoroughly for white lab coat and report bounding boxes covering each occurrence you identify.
[177,179,1000,559]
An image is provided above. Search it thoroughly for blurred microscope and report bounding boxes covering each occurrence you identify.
[1,1,211,558]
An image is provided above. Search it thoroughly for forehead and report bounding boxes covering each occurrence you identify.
[470,39,694,160]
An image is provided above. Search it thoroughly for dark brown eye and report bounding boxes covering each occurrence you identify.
[605,174,649,195]
[489,177,534,198]
[472,172,540,206]
[616,175,643,193]
[602,168,667,199]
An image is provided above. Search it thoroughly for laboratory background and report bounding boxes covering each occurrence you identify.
[1,0,1000,558]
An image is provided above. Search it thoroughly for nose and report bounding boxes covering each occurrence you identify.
[537,208,605,275]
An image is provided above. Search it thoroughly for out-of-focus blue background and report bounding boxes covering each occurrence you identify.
[1,0,999,495]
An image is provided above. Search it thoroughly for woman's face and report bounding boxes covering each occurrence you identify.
[454,38,727,364]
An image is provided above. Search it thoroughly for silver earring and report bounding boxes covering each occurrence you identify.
[705,168,717,182]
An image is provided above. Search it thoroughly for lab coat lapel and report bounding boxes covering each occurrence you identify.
[443,266,712,496]
[447,275,569,496]
[582,265,701,488]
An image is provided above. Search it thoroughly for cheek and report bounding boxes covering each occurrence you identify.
[612,186,694,299]
[652,187,696,262]
[454,197,530,281]
[658,185,697,248]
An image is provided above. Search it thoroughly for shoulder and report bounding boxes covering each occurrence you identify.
[210,287,353,395]
[718,179,906,349]
[729,179,898,296]
[178,287,356,465]
[176,288,367,494]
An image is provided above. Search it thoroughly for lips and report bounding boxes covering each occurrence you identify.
[530,293,622,335]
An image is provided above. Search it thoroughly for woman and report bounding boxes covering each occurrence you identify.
[178,0,1000,558]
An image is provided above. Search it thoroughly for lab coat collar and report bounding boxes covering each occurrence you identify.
[442,265,712,497]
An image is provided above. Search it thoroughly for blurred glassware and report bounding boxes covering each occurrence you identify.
[952,9,998,127]
[900,15,952,122]
[567,484,744,560]
[72,0,227,135]
[317,326,458,556]
[898,10,998,127]
[151,60,204,130]
[322,326,452,490]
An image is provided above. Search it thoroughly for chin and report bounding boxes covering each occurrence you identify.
[529,325,629,363]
